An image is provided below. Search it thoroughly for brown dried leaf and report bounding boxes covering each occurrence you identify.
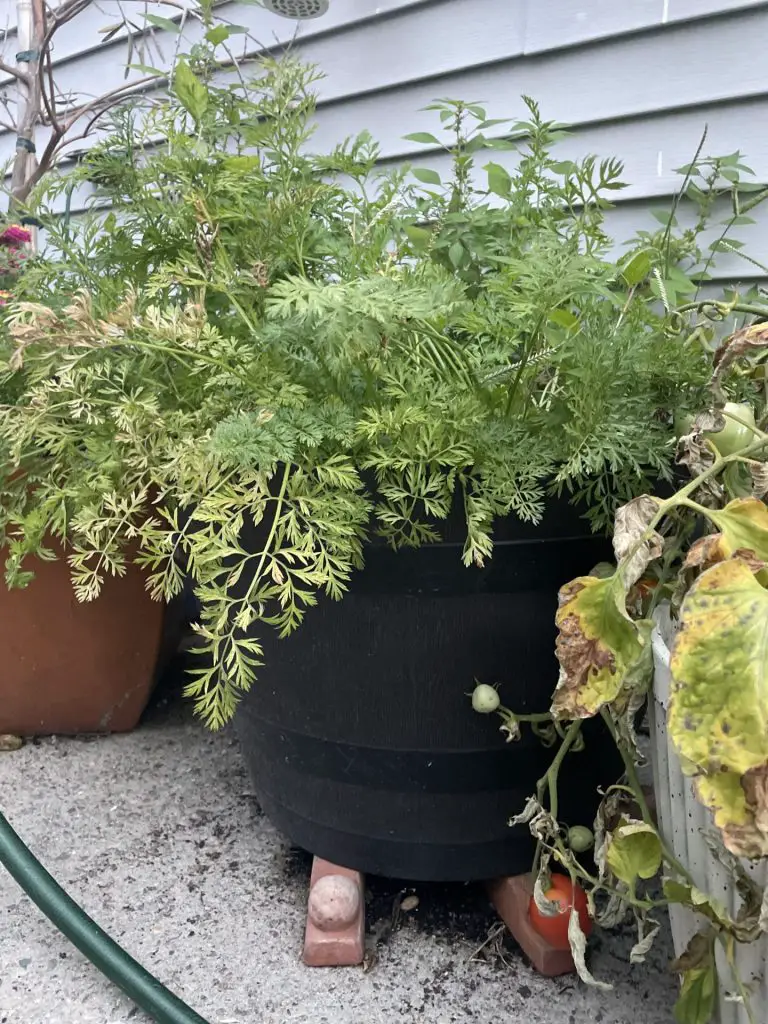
[695,769,768,860]
[749,460,768,499]
[743,763,768,846]
[568,911,612,990]
[683,535,724,571]
[683,537,764,575]
[613,495,664,587]
[670,928,716,974]
[712,322,768,401]
[676,410,725,504]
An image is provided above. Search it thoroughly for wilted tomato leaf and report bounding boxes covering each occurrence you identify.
[705,498,768,562]
[606,821,662,885]
[694,770,768,859]
[673,961,718,1024]
[670,557,768,857]
[671,931,720,1024]
[629,917,660,964]
[663,881,729,930]
[612,494,663,587]
[552,574,648,719]
[676,410,723,493]
[568,909,612,991]
[683,534,764,575]
[712,321,768,400]
[671,946,720,1024]
[749,461,768,499]
[670,557,768,774]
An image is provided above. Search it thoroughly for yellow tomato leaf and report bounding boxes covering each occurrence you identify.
[552,574,649,719]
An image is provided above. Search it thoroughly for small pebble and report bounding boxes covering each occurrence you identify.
[0,734,23,752]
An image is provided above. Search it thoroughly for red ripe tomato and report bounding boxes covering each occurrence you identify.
[528,873,592,950]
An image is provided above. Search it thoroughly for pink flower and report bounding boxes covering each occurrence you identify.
[0,224,31,246]
[0,290,12,306]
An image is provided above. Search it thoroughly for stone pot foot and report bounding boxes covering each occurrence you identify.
[303,857,365,967]
[487,873,575,977]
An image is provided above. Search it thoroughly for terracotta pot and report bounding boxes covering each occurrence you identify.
[0,550,164,736]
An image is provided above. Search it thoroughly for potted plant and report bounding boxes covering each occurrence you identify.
[0,214,171,736]
[493,307,768,1021]
[1,48,712,877]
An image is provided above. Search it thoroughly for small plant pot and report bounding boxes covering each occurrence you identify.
[650,605,768,1024]
[0,549,165,736]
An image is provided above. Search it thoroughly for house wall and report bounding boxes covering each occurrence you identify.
[0,0,766,283]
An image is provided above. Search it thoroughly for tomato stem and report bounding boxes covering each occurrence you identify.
[535,720,582,822]
[599,709,695,888]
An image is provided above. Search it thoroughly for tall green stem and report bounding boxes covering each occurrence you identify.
[536,720,582,821]
[599,709,694,886]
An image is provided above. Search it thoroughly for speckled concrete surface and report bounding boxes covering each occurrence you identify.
[0,683,677,1024]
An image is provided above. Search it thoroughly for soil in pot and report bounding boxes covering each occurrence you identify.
[0,549,165,736]
[232,495,620,882]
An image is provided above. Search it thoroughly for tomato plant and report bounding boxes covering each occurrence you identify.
[529,873,592,950]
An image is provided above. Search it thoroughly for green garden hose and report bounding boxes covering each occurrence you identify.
[0,811,211,1024]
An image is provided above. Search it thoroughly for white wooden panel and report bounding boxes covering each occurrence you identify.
[298,0,526,102]
[525,0,768,52]
[2,2,767,156]
[7,0,765,75]
[0,0,16,34]
[1,0,766,288]
[0,0,524,141]
[671,0,768,17]
[246,5,768,114]
[525,0,664,51]
[0,0,430,71]
[4,0,760,156]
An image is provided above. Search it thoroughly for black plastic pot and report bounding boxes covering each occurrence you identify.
[233,496,618,881]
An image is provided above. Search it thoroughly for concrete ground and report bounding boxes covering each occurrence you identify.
[0,674,678,1024]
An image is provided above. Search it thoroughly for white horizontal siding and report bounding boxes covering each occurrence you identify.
[524,0,768,51]
[0,0,429,62]
[0,0,766,286]
[4,0,766,122]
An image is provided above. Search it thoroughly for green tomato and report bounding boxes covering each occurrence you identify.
[471,683,500,714]
[707,402,756,457]
[674,402,756,457]
[567,825,594,853]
